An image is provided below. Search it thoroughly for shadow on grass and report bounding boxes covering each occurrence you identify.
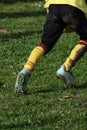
[0,0,41,4]
[0,122,31,130]
[0,30,42,41]
[0,11,46,19]
[31,88,55,94]
[19,88,55,96]
[23,82,87,96]
[75,82,87,89]
[0,113,60,130]
[23,84,65,96]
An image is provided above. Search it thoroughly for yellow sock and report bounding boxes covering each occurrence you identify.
[24,46,45,71]
[64,44,86,71]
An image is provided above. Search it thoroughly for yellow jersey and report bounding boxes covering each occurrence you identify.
[44,0,87,14]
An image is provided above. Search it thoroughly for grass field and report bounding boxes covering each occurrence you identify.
[0,1,87,130]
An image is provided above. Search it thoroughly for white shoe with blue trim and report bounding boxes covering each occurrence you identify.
[56,65,76,87]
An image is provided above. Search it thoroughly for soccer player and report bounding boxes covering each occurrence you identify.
[15,0,87,94]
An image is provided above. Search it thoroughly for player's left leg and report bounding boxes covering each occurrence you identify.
[56,41,87,86]
[64,41,87,71]
[56,5,87,86]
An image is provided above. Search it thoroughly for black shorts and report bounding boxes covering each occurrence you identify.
[41,4,87,52]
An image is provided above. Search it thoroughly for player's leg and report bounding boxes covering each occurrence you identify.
[56,5,87,86]
[56,41,87,86]
[15,5,66,94]
[15,46,45,94]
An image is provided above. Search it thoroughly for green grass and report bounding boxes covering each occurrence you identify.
[0,1,87,130]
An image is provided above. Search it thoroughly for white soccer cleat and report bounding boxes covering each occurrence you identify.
[56,65,76,87]
[15,70,31,95]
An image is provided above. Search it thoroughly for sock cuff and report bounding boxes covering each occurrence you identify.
[79,40,87,46]
[37,43,48,54]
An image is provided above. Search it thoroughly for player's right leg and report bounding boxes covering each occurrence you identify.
[15,5,66,94]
